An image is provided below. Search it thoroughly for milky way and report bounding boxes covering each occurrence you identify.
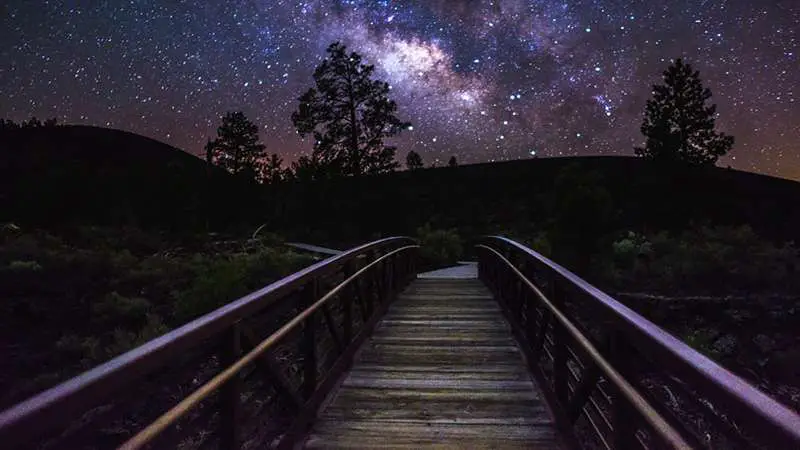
[1,1,798,178]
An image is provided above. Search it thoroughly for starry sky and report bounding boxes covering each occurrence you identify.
[2,1,798,178]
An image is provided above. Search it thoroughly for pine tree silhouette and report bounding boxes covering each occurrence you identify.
[448,156,458,167]
[635,58,734,166]
[292,42,410,177]
[206,112,266,181]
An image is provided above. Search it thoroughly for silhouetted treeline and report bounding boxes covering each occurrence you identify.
[261,157,800,249]
[1,116,60,129]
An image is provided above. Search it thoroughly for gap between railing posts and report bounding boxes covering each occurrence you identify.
[219,323,242,450]
[301,279,319,401]
[608,329,639,450]
[342,261,355,345]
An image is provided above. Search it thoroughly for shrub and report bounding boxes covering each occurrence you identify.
[55,334,101,365]
[527,231,552,257]
[606,225,799,294]
[416,223,463,269]
[91,291,151,324]
[7,260,42,271]
[173,255,250,322]
[104,314,169,358]
[173,248,314,322]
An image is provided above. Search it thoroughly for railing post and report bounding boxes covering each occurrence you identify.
[342,261,354,345]
[219,322,241,450]
[302,280,318,400]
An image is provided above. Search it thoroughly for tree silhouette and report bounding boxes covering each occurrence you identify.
[406,150,423,170]
[0,119,19,130]
[448,156,458,167]
[206,112,266,181]
[292,42,410,177]
[0,117,59,129]
[635,58,734,166]
[290,155,331,182]
[262,153,286,184]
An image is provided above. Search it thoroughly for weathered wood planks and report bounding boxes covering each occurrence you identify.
[303,278,561,449]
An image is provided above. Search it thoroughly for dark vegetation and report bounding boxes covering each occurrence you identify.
[405,150,423,170]
[0,223,315,409]
[204,111,268,181]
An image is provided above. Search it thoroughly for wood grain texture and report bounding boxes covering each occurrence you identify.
[303,278,561,449]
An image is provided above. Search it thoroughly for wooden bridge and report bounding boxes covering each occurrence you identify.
[2,236,800,449]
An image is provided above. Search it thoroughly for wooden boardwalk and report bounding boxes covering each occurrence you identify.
[304,277,561,448]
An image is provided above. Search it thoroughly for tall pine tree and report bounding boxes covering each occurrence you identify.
[206,111,266,181]
[635,58,734,166]
[291,42,410,177]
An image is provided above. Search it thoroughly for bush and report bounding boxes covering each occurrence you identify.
[104,314,170,358]
[527,231,552,257]
[416,223,463,269]
[173,255,251,322]
[7,260,42,271]
[606,225,799,294]
[91,291,151,325]
[173,248,314,322]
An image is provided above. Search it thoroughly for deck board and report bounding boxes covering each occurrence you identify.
[303,278,561,449]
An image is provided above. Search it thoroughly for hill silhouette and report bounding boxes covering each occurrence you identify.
[2,125,799,247]
[0,125,254,231]
[268,156,800,247]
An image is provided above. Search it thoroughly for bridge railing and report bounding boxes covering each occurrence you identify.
[0,237,417,450]
[477,236,800,449]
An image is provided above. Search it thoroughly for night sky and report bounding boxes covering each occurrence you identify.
[2,1,798,178]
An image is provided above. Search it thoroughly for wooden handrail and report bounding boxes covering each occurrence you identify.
[476,244,691,448]
[0,236,415,449]
[480,235,800,448]
[119,245,419,449]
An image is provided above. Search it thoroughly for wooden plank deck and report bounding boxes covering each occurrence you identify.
[303,278,561,449]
